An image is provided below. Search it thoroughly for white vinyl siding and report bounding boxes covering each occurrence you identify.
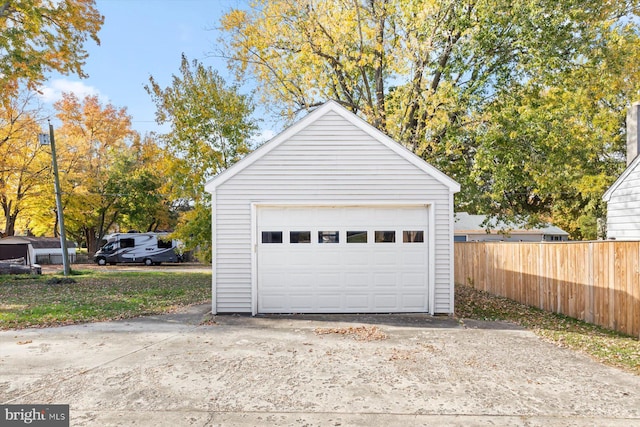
[606,163,640,240]
[213,110,455,314]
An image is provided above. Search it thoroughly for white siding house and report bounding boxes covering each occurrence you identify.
[204,101,460,315]
[603,102,640,239]
[454,212,569,242]
[0,236,76,264]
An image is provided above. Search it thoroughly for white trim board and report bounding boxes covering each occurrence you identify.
[250,202,435,315]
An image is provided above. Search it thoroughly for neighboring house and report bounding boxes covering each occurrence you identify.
[454,212,569,242]
[0,236,77,264]
[205,101,460,315]
[603,102,640,240]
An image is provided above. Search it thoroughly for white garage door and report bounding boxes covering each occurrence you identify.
[257,206,429,313]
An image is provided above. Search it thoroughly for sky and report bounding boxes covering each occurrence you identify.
[40,0,277,141]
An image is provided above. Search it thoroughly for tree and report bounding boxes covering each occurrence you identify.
[465,19,640,239]
[219,0,640,238]
[52,93,134,254]
[146,54,257,259]
[108,134,178,233]
[468,87,626,239]
[22,102,177,248]
[0,0,103,95]
[0,89,50,236]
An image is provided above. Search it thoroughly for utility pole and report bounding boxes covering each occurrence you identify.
[39,121,70,276]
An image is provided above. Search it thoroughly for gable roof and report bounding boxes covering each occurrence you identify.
[204,100,460,193]
[0,236,76,249]
[454,212,569,235]
[602,154,640,201]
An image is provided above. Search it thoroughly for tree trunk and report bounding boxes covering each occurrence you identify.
[84,227,99,256]
[52,209,59,237]
[4,212,16,236]
[1,198,14,236]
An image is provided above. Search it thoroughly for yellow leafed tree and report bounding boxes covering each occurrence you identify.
[51,93,133,253]
[0,0,103,95]
[0,90,51,236]
[220,0,640,239]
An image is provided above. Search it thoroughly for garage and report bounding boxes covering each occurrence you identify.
[257,205,429,313]
[205,101,459,315]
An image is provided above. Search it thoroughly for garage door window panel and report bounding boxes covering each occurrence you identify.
[375,231,396,243]
[318,231,339,243]
[403,230,424,243]
[262,231,283,243]
[347,231,368,243]
[290,231,311,243]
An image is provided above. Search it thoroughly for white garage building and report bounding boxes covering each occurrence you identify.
[204,101,460,315]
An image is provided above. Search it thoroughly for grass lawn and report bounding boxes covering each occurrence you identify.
[456,284,640,375]
[0,270,211,330]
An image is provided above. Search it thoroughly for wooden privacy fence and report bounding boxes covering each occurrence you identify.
[454,241,640,338]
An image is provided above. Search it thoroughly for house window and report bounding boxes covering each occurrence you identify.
[403,230,424,243]
[120,238,135,248]
[158,239,172,249]
[262,231,283,243]
[347,231,367,243]
[454,235,468,242]
[290,231,311,243]
[375,231,395,243]
[318,231,339,243]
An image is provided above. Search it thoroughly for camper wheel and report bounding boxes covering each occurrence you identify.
[96,257,107,266]
[144,258,153,266]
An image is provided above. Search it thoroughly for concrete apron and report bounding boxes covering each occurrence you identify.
[1,306,639,427]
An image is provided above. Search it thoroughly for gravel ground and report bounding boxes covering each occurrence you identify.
[1,306,639,426]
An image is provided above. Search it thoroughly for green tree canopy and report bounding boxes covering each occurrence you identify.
[108,134,178,233]
[146,54,257,259]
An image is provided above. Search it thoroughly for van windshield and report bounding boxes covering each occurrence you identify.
[102,242,116,253]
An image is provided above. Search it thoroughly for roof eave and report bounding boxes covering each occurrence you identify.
[603,155,640,201]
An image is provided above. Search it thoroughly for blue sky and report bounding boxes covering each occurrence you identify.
[40,0,276,141]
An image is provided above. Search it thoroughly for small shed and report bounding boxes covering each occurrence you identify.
[0,239,35,265]
[204,101,460,315]
[0,236,76,264]
[603,102,640,239]
[454,212,569,242]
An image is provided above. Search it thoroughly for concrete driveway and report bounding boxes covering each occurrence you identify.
[1,306,639,426]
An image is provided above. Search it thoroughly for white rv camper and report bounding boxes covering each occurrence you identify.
[93,232,178,266]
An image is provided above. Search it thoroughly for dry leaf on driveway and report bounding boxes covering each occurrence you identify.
[314,325,387,341]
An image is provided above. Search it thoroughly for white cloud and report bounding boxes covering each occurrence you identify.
[38,79,106,104]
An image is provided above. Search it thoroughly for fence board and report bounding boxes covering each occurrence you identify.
[454,241,640,338]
